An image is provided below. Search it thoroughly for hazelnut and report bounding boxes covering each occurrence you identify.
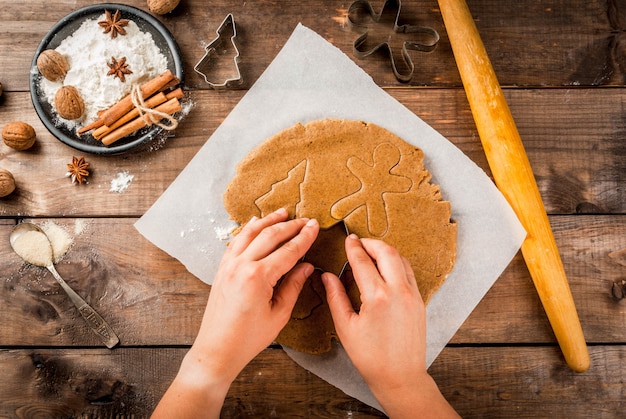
[2,122,36,150]
[0,169,16,197]
[54,85,84,120]
[37,49,70,82]
[147,0,181,15]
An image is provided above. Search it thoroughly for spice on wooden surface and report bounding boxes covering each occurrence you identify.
[66,156,90,184]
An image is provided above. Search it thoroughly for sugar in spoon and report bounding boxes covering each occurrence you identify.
[9,222,119,348]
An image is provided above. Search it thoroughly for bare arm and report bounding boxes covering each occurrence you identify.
[321,234,459,419]
[152,208,319,418]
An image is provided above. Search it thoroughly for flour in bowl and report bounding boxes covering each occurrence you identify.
[38,12,168,130]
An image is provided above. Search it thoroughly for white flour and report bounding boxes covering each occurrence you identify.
[110,171,134,193]
[39,13,168,129]
[74,219,89,235]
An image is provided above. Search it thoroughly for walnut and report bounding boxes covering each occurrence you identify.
[147,0,181,15]
[54,86,84,120]
[0,169,16,197]
[37,49,70,82]
[2,121,36,150]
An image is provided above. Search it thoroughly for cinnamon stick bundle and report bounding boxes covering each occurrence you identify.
[101,69,178,127]
[92,88,184,140]
[77,69,179,135]
[101,97,182,146]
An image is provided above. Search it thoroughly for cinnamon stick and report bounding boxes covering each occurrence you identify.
[93,92,167,140]
[93,88,184,140]
[91,92,166,140]
[77,118,104,135]
[77,71,179,135]
[100,69,178,128]
[101,98,182,146]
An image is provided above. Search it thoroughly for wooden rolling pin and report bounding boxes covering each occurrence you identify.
[437,0,590,372]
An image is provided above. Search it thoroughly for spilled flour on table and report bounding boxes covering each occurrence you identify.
[73,219,90,235]
[110,171,134,193]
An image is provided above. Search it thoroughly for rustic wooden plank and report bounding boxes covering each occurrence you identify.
[2,87,624,217]
[0,0,624,90]
[0,218,209,347]
[0,347,178,418]
[430,345,626,418]
[452,215,626,345]
[0,1,622,417]
[1,215,624,346]
[1,345,624,418]
[0,347,384,418]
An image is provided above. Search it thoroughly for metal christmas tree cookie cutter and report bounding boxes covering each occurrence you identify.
[194,13,243,88]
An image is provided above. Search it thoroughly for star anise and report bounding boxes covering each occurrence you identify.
[66,156,90,184]
[98,9,129,39]
[107,56,132,82]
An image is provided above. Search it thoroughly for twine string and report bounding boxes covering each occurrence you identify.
[130,86,178,131]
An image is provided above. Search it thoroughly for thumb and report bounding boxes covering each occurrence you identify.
[321,272,357,329]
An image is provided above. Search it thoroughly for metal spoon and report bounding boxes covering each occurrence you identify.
[10,222,119,349]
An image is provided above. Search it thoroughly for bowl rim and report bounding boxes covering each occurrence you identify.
[30,3,184,155]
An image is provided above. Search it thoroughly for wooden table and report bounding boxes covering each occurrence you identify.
[1,0,625,417]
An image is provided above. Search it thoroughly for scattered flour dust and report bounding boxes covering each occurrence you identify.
[214,226,232,241]
[74,219,90,235]
[110,171,134,193]
[179,215,236,242]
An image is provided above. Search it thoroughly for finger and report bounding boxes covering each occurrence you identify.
[321,272,357,332]
[243,215,309,261]
[227,215,259,255]
[272,262,314,319]
[359,238,409,287]
[262,219,320,283]
[344,234,380,297]
[229,208,290,255]
[401,255,419,290]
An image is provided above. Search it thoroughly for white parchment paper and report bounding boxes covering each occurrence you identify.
[135,24,526,412]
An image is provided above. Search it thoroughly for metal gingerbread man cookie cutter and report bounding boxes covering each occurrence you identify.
[347,0,440,83]
[303,220,351,279]
[194,13,243,88]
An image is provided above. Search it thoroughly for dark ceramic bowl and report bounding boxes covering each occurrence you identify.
[30,3,184,155]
